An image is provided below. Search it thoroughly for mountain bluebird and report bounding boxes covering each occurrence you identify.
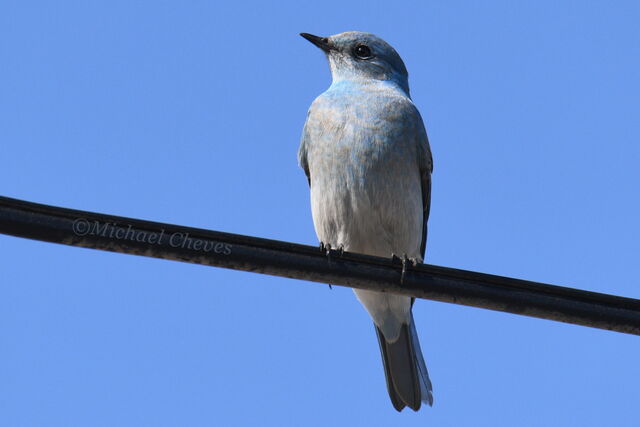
[298,31,434,411]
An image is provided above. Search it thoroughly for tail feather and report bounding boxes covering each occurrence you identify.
[409,312,433,406]
[374,312,433,411]
[376,328,406,412]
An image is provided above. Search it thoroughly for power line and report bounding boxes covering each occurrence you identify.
[1,195,639,335]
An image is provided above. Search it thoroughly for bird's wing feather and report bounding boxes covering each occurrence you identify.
[412,106,433,259]
[298,110,312,186]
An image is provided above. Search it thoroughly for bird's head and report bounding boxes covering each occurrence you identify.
[300,31,409,94]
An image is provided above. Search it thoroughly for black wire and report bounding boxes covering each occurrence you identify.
[1,195,639,335]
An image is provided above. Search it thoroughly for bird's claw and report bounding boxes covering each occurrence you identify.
[320,242,331,255]
[320,241,332,262]
[392,253,418,285]
[320,242,346,261]
[320,242,344,289]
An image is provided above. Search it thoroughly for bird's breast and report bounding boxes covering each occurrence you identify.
[306,100,423,258]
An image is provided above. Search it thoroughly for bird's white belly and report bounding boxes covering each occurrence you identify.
[309,162,423,258]
[309,165,423,341]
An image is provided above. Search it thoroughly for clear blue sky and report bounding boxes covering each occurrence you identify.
[1,1,639,426]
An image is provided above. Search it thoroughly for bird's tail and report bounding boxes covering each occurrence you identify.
[375,311,433,411]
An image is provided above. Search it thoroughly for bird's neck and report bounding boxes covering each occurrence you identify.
[329,76,411,98]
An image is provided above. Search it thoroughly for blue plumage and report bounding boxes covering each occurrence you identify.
[299,31,433,411]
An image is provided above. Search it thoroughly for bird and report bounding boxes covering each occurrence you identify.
[298,31,434,411]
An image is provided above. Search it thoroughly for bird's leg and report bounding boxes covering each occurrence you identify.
[391,253,404,284]
[320,242,333,289]
[320,242,332,261]
[399,254,419,285]
[401,254,409,285]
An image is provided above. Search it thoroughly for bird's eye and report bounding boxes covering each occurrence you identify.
[353,44,373,59]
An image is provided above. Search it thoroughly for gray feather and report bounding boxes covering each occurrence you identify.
[299,31,434,411]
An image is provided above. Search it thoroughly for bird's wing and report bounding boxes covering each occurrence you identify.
[298,110,312,187]
[413,106,433,260]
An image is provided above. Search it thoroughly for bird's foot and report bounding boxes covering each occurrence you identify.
[320,242,345,260]
[392,253,419,285]
[320,242,332,261]
[320,242,341,289]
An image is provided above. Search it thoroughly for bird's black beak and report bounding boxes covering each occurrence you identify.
[300,33,333,52]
